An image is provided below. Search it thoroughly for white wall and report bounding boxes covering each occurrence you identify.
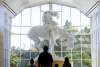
[0,5,10,67]
[91,4,100,67]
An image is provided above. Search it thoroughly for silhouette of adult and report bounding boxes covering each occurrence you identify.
[29,58,36,67]
[63,57,71,67]
[38,46,53,67]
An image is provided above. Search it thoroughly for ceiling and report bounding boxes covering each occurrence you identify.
[0,0,99,17]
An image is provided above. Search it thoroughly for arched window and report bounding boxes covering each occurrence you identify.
[11,4,91,67]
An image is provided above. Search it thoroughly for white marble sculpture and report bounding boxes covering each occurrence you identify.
[28,11,74,53]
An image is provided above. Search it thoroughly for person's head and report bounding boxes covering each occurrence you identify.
[55,64,58,67]
[43,46,48,52]
[64,57,69,63]
[30,58,34,65]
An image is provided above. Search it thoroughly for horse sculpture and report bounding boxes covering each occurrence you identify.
[28,11,74,53]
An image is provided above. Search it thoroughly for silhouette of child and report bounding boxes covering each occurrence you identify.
[55,64,58,67]
[29,58,36,67]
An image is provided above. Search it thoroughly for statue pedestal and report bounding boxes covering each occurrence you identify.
[52,53,64,67]
[53,60,64,67]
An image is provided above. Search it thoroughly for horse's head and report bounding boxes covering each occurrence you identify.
[42,11,58,25]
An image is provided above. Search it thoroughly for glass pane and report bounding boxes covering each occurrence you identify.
[73,35,81,51]
[73,44,81,51]
[81,26,90,34]
[64,26,81,34]
[41,11,61,26]
[11,26,21,34]
[54,52,61,57]
[17,60,21,67]
[82,59,91,67]
[11,35,20,48]
[21,27,31,34]
[22,8,31,26]
[31,6,40,26]
[73,60,81,67]
[82,44,91,49]
[21,35,30,50]
[21,51,30,59]
[81,35,91,44]
[41,4,49,11]
[11,51,20,59]
[20,60,29,67]
[62,52,71,59]
[62,6,71,26]
[71,8,80,26]
[10,52,20,67]
[62,46,67,51]
[40,12,44,25]
[53,12,61,26]
[82,51,91,59]
[30,40,35,49]
[54,44,61,51]
[74,34,81,44]
[31,52,39,59]
[81,13,90,26]
[12,13,21,26]
[72,52,81,59]
[53,4,61,11]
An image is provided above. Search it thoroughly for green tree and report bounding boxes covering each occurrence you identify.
[10,53,19,67]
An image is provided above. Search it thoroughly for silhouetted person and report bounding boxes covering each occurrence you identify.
[38,46,53,67]
[63,57,71,67]
[55,64,59,67]
[29,58,36,67]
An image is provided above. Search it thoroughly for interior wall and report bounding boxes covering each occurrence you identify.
[0,32,3,67]
[0,5,5,67]
[0,5,10,67]
[91,4,100,67]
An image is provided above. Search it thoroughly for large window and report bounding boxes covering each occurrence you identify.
[10,4,91,67]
